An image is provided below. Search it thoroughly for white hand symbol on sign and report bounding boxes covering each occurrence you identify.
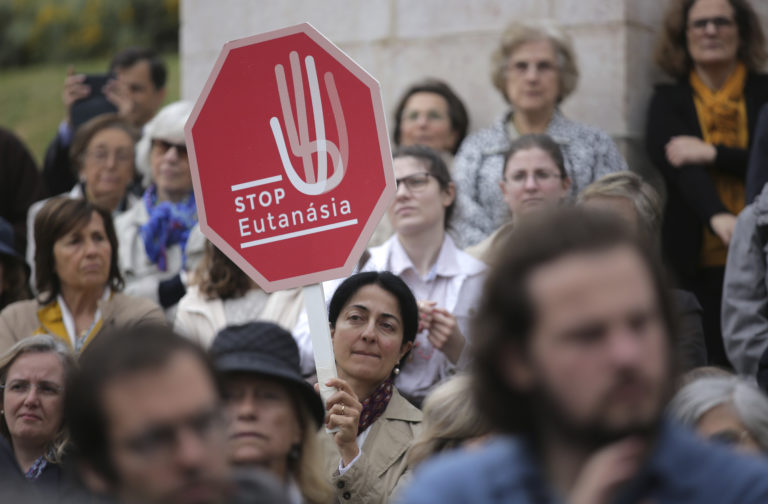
[270,51,349,195]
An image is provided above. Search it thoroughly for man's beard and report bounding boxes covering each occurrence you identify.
[527,368,672,450]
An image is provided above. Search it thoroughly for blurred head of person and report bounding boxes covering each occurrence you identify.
[392,79,469,155]
[209,322,332,504]
[578,171,663,247]
[34,197,122,305]
[69,113,139,213]
[655,0,767,79]
[491,21,579,120]
[499,134,570,224]
[0,335,76,473]
[473,207,678,448]
[670,375,768,455]
[65,324,232,504]
[109,47,167,128]
[0,218,30,310]
[407,374,491,468]
[195,241,255,302]
[388,145,456,239]
[329,272,418,399]
[136,101,194,202]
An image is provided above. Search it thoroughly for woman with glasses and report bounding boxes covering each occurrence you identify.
[0,335,81,497]
[116,101,204,315]
[295,145,485,408]
[670,375,768,455]
[466,134,571,263]
[647,0,768,367]
[451,21,626,248]
[26,114,140,288]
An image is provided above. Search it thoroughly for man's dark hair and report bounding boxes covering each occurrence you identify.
[109,47,167,90]
[329,271,418,372]
[473,207,680,435]
[64,324,219,483]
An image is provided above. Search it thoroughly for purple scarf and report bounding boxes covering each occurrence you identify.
[358,377,394,434]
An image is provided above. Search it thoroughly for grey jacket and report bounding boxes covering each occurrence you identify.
[452,110,627,247]
[723,183,768,378]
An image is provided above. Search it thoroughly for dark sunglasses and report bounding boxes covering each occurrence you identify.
[152,139,188,157]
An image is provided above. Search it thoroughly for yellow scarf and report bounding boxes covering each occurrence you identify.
[690,63,748,267]
[33,300,105,353]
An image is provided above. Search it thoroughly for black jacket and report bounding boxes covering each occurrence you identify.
[645,72,768,286]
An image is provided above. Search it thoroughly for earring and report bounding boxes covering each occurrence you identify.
[393,366,400,376]
[288,443,301,461]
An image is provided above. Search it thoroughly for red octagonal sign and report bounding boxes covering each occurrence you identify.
[186,23,395,292]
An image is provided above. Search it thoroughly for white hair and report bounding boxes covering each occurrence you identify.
[135,100,194,184]
[669,376,768,451]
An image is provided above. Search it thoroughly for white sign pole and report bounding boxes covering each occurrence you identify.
[303,282,339,431]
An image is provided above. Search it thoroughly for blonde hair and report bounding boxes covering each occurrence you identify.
[408,375,491,467]
[290,398,333,504]
[491,21,579,105]
[0,335,76,464]
[578,171,663,241]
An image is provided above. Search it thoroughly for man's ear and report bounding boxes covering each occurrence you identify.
[78,461,112,495]
[500,343,534,391]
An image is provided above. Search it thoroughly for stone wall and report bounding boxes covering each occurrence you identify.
[180,0,768,184]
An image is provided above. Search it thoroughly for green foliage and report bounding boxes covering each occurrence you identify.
[0,0,179,68]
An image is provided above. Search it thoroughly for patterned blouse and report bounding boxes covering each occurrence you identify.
[451,110,628,247]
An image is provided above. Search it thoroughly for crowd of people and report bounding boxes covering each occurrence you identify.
[2,0,768,502]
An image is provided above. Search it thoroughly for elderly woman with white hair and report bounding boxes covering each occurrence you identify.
[669,375,768,455]
[451,21,627,247]
[115,101,203,314]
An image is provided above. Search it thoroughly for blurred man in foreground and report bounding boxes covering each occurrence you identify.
[400,208,768,504]
[65,325,233,504]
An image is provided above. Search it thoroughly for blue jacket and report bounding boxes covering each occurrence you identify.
[398,421,768,504]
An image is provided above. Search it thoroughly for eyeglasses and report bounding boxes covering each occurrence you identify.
[403,110,450,123]
[395,172,437,193]
[86,148,134,165]
[506,60,557,77]
[689,16,734,31]
[504,170,563,186]
[1,380,64,397]
[119,408,225,461]
[152,139,188,158]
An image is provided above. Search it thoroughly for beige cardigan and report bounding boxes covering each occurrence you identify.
[318,388,422,504]
[0,292,165,355]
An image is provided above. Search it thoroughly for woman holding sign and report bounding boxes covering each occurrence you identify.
[318,271,422,504]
